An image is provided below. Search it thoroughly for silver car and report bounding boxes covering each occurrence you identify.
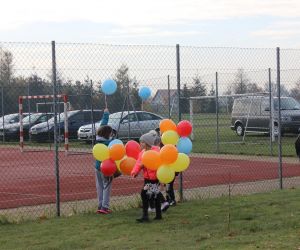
[77,111,163,141]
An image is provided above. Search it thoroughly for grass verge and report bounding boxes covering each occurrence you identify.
[1,188,300,249]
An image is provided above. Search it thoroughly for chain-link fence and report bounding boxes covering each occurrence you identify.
[1,42,300,221]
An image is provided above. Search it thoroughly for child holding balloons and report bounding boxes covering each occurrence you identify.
[95,108,115,214]
[131,131,165,222]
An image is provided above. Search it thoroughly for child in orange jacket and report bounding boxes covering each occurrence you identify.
[131,131,164,222]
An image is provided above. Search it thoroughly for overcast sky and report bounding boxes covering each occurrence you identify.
[1,0,300,48]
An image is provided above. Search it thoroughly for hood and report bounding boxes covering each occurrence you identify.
[280,109,300,116]
[79,122,100,130]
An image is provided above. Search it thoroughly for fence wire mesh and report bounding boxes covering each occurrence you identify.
[1,42,300,220]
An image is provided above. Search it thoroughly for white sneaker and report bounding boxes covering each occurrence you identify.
[148,207,155,213]
[161,202,170,212]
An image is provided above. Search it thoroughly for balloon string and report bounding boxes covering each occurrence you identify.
[141,101,144,111]
[105,95,108,109]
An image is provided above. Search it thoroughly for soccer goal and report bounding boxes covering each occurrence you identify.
[18,94,69,153]
[188,91,276,147]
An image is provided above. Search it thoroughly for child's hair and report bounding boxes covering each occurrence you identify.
[97,125,113,139]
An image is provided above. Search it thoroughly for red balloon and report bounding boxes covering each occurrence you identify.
[125,140,141,160]
[101,159,117,177]
[177,120,192,137]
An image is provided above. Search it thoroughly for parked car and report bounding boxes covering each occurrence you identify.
[29,110,103,142]
[231,96,300,136]
[0,113,53,141]
[77,111,163,141]
[0,113,29,128]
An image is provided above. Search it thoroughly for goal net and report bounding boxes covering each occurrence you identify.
[18,94,69,153]
[187,92,277,148]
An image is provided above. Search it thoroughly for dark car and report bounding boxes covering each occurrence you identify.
[231,96,300,136]
[0,113,50,141]
[29,110,103,142]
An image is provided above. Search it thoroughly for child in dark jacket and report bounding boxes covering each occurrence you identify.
[131,132,165,222]
[95,108,114,214]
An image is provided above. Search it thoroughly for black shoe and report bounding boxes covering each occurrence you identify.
[136,217,149,223]
[154,216,162,220]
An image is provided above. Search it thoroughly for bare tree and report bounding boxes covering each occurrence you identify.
[0,48,14,85]
[231,68,249,94]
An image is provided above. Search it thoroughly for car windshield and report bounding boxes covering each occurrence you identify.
[48,111,78,123]
[274,98,300,110]
[22,114,42,123]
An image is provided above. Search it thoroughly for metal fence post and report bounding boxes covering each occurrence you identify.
[90,80,96,147]
[52,41,60,216]
[216,72,219,154]
[176,44,183,202]
[276,47,283,190]
[1,85,4,143]
[268,68,273,156]
[168,75,171,119]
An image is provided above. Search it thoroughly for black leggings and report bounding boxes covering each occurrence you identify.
[141,180,163,218]
[166,177,176,202]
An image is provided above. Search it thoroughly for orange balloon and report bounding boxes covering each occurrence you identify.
[120,157,136,175]
[142,150,161,170]
[160,144,178,164]
[109,144,126,161]
[159,119,177,133]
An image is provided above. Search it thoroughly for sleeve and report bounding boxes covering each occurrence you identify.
[131,151,144,176]
[100,111,110,126]
[95,160,101,170]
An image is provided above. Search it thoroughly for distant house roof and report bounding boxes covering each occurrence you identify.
[152,89,178,104]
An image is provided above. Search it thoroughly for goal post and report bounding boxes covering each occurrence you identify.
[187,91,276,145]
[18,94,69,153]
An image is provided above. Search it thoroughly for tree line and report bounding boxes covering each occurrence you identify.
[1,47,300,116]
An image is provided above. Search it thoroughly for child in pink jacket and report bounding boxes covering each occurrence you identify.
[131,132,164,222]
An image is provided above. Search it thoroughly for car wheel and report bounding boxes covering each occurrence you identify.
[235,123,244,136]
[273,125,279,136]
[58,134,64,142]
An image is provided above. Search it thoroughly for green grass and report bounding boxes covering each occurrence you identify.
[1,189,300,249]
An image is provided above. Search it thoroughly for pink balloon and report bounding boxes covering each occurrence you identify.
[125,140,141,160]
[177,120,192,137]
[101,159,117,177]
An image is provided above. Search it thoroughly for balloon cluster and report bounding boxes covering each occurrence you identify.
[141,119,193,184]
[93,139,141,177]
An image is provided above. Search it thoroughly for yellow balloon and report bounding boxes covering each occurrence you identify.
[157,165,175,184]
[169,153,190,172]
[115,159,122,171]
[161,130,179,145]
[92,144,109,161]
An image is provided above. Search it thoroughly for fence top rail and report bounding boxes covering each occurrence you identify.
[187,92,270,100]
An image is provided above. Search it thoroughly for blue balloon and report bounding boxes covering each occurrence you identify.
[101,79,117,95]
[108,139,123,148]
[138,86,151,101]
[177,137,192,155]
